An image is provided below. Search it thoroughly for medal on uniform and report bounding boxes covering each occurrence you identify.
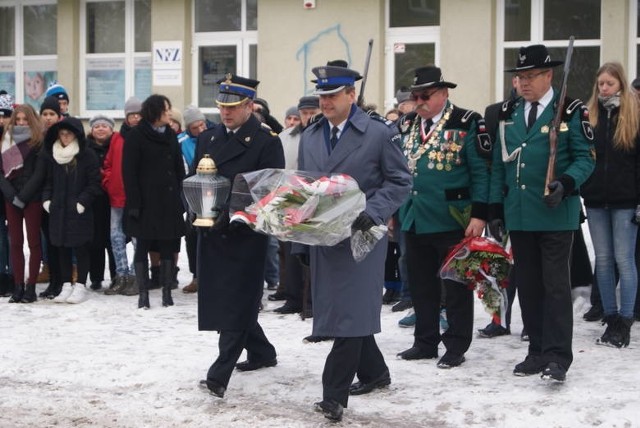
[444,163,452,171]
[427,161,435,169]
[436,163,444,170]
[560,122,569,132]
[408,158,417,172]
[541,125,549,133]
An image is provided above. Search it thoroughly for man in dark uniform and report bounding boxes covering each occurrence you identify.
[396,65,491,369]
[195,74,285,398]
[296,63,411,422]
[489,45,595,382]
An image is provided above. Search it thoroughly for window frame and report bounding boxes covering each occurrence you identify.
[191,0,257,114]
[79,0,151,117]
[630,0,638,78]
[384,0,440,112]
[496,0,603,101]
[0,0,57,105]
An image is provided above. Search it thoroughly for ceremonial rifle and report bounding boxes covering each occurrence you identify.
[544,36,575,195]
[357,39,374,108]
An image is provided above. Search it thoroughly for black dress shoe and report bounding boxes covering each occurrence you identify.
[349,370,391,395]
[303,335,333,343]
[513,355,546,376]
[541,362,566,382]
[235,358,277,371]
[477,322,510,338]
[391,299,412,312]
[273,302,302,314]
[382,289,400,304]
[198,379,226,398]
[313,399,343,422]
[437,352,465,369]
[583,305,603,322]
[397,346,438,360]
[267,291,287,301]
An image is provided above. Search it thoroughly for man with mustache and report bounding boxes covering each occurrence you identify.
[397,65,491,369]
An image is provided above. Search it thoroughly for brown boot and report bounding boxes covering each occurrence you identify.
[183,278,198,293]
[36,264,50,283]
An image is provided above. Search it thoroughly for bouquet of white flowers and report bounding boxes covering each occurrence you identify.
[230,169,367,247]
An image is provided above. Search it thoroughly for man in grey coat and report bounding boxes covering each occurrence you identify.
[296,62,412,422]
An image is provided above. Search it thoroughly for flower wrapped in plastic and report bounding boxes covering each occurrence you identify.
[439,236,513,327]
[229,169,368,248]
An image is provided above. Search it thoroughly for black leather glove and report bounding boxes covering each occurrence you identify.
[185,211,196,231]
[351,212,375,232]
[210,209,229,231]
[228,220,251,233]
[488,219,505,242]
[633,204,640,225]
[296,253,310,267]
[128,208,140,220]
[543,180,564,208]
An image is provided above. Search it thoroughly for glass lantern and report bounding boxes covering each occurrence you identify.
[182,154,231,227]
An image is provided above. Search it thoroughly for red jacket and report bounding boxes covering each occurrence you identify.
[102,131,126,208]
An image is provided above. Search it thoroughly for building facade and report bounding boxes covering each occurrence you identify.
[0,0,635,121]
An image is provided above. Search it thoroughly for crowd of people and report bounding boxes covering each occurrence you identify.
[2,42,640,423]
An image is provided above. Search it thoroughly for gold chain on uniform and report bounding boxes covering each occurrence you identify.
[403,103,454,173]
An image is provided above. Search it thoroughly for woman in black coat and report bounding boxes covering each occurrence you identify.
[42,117,102,304]
[122,94,185,309]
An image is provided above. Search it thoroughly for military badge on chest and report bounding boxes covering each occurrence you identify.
[403,104,464,172]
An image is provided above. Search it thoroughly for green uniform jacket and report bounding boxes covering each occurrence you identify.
[489,92,595,231]
[399,101,491,233]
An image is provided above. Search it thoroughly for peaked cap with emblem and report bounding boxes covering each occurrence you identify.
[410,65,457,90]
[505,44,563,72]
[216,73,259,107]
[311,59,362,95]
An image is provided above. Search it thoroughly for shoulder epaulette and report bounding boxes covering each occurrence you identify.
[369,112,397,128]
[497,98,519,121]
[398,112,418,134]
[558,97,594,141]
[259,122,279,137]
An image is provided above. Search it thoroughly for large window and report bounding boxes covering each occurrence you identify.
[81,0,151,115]
[192,0,257,111]
[384,0,440,111]
[499,0,601,102]
[0,1,57,110]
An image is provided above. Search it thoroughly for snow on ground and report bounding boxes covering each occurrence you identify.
[1,233,639,428]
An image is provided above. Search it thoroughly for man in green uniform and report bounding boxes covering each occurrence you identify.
[488,45,595,382]
[397,65,491,369]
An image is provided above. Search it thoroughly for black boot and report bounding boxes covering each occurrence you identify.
[8,284,25,303]
[148,265,160,290]
[160,260,174,307]
[39,281,62,299]
[0,273,11,297]
[172,266,179,290]
[619,317,634,348]
[136,262,150,309]
[597,314,622,347]
[21,284,37,303]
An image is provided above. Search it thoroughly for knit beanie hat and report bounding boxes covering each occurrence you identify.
[183,104,206,127]
[124,96,142,116]
[45,81,69,102]
[170,108,183,128]
[0,93,14,117]
[40,96,62,116]
[89,114,115,129]
[285,106,300,119]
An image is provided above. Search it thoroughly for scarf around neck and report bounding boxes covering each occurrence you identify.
[599,93,621,111]
[53,139,80,165]
[1,126,34,178]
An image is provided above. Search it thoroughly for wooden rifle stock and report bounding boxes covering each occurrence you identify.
[357,39,374,108]
[544,36,574,195]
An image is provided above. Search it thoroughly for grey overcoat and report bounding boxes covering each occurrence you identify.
[297,107,412,337]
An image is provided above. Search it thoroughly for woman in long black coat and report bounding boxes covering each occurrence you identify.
[123,94,185,309]
[42,117,102,304]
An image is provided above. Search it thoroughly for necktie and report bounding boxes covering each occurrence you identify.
[330,126,339,149]
[424,119,433,134]
[527,101,539,131]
